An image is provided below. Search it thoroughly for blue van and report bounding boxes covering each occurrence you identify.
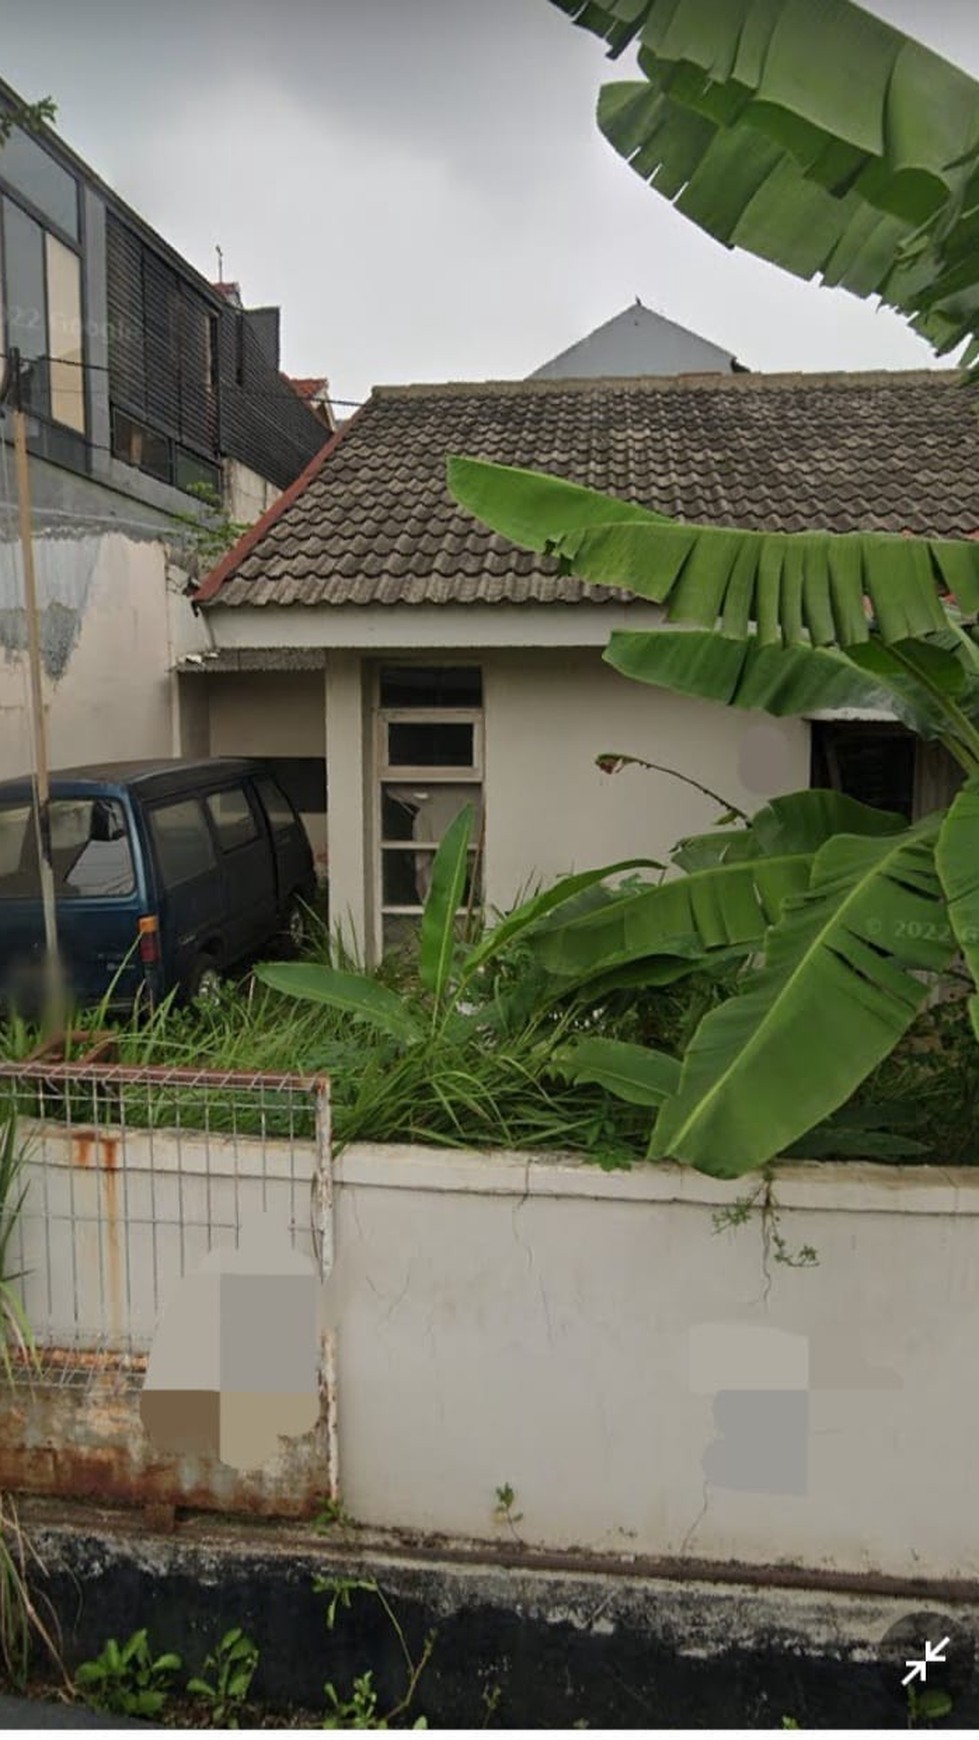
[0,758,317,1014]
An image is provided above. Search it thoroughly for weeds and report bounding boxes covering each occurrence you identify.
[74,1628,181,1719]
[0,1493,65,1692]
[314,1574,435,1730]
[186,1625,259,1728]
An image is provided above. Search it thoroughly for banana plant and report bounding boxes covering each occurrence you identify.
[446,460,979,1171]
[255,804,668,1042]
[436,0,979,1174]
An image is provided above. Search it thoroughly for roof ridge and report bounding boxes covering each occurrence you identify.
[368,369,964,399]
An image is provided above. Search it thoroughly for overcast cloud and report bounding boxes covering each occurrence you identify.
[2,0,977,404]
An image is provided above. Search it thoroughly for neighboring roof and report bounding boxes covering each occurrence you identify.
[197,370,979,611]
[288,377,330,400]
[529,300,742,379]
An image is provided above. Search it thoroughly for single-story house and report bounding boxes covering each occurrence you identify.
[181,370,977,962]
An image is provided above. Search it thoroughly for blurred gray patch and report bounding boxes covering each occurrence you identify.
[688,1322,808,1394]
[220,1272,319,1393]
[704,1390,808,1495]
[738,721,797,795]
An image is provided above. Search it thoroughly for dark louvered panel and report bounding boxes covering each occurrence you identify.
[105,213,146,414]
[142,251,179,434]
[177,289,216,452]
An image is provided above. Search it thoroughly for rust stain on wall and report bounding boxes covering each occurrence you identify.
[0,1372,331,1519]
[71,1134,93,1168]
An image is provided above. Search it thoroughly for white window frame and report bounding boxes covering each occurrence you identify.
[373,668,484,957]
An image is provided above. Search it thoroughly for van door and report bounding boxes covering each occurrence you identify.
[145,795,226,991]
[0,793,146,1012]
[253,774,316,912]
[203,783,277,962]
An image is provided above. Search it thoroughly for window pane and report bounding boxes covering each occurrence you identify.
[810,725,915,821]
[174,447,220,496]
[382,845,480,909]
[206,786,258,852]
[0,125,78,237]
[111,407,171,484]
[46,233,84,433]
[387,721,474,768]
[0,799,134,899]
[256,776,298,832]
[149,798,216,887]
[3,197,48,417]
[380,666,482,708]
[381,783,482,846]
[381,846,433,907]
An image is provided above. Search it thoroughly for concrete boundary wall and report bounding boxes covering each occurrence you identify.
[10,1129,979,1577]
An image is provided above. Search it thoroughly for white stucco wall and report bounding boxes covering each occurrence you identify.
[482,649,808,913]
[0,531,208,781]
[13,1121,979,1580]
[327,1148,979,1579]
[190,642,809,956]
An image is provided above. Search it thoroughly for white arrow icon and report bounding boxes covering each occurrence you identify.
[902,1637,950,1687]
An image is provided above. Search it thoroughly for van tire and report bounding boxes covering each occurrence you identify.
[186,956,222,1008]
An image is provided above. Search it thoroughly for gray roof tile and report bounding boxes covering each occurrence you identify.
[199,371,979,609]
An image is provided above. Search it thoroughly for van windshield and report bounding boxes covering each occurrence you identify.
[0,798,136,899]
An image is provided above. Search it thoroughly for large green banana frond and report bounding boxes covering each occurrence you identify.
[651,822,956,1175]
[549,0,979,361]
[447,457,979,643]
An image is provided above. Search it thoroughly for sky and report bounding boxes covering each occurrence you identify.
[3,0,979,407]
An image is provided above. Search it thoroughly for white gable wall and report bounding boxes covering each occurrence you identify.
[191,631,809,961]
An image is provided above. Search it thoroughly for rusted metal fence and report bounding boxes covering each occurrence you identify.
[0,1058,335,1516]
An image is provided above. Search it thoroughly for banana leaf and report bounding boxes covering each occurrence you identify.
[535,850,813,979]
[934,776,979,1041]
[548,0,979,362]
[651,821,956,1174]
[447,457,979,639]
[253,963,423,1045]
[551,1036,681,1106]
[419,804,475,1003]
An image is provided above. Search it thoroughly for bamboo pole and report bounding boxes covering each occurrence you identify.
[9,375,62,1025]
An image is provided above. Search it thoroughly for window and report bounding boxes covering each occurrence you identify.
[148,798,216,887]
[206,786,259,852]
[810,723,916,820]
[111,408,170,485]
[106,213,219,492]
[0,799,134,899]
[376,666,483,955]
[0,145,85,435]
[256,776,299,833]
[0,123,78,238]
[174,447,221,497]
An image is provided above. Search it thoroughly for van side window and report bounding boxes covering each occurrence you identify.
[149,798,216,887]
[0,798,135,899]
[255,776,295,833]
[205,786,259,852]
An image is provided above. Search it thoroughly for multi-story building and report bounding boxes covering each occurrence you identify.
[0,79,330,797]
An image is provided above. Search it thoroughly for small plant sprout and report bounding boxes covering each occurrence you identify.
[314,1493,355,1531]
[186,1625,260,1728]
[493,1483,523,1525]
[74,1629,182,1719]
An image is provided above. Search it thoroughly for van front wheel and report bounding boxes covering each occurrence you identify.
[186,956,222,1008]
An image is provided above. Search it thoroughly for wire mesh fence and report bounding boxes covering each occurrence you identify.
[0,1060,332,1393]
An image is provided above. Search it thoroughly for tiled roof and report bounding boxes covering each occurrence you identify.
[288,376,330,400]
[198,371,979,609]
